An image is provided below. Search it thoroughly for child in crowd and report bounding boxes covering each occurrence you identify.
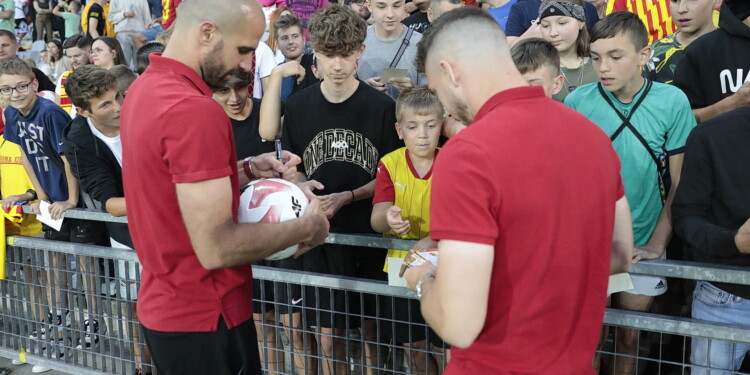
[564,11,696,375]
[645,0,719,84]
[281,4,402,374]
[538,0,597,102]
[371,85,445,375]
[510,37,564,98]
[1,57,106,355]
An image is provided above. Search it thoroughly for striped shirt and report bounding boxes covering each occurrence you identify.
[607,0,675,44]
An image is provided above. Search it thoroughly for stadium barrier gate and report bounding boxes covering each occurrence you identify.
[2,208,750,374]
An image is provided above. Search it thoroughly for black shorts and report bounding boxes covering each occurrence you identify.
[380,297,444,347]
[251,256,306,315]
[300,243,387,329]
[142,317,262,375]
[43,218,109,245]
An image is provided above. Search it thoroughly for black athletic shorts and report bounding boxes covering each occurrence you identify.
[252,256,306,315]
[301,243,387,329]
[142,317,262,375]
[43,218,109,245]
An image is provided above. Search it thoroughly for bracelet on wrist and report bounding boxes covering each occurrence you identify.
[26,189,37,201]
[242,156,254,179]
[416,272,435,300]
[350,190,355,203]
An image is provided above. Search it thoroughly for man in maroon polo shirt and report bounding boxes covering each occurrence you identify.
[120,0,329,373]
[403,7,633,375]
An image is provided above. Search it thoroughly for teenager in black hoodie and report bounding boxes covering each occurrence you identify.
[672,106,750,374]
[62,65,152,375]
[673,1,750,123]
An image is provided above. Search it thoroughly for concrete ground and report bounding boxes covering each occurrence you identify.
[0,356,70,375]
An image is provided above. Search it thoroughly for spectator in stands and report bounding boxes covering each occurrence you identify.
[672,108,750,375]
[134,41,163,74]
[1,56,107,355]
[33,50,54,79]
[371,85,444,375]
[673,1,750,124]
[91,36,127,70]
[268,14,317,104]
[564,11,696,375]
[345,0,371,21]
[607,0,674,44]
[32,0,53,42]
[119,0,329,373]
[510,37,563,98]
[504,0,598,46]
[538,0,597,102]
[0,29,56,91]
[266,6,293,63]
[211,68,281,374]
[0,0,14,33]
[56,34,91,117]
[405,7,631,374]
[46,39,70,81]
[130,0,180,52]
[110,64,136,95]
[403,0,430,32]
[485,0,517,30]
[109,0,151,69]
[84,0,108,39]
[359,0,424,100]
[286,0,328,41]
[427,0,461,22]
[645,0,719,85]
[62,64,152,375]
[281,5,402,374]
[12,0,26,37]
[251,40,276,99]
[52,0,82,39]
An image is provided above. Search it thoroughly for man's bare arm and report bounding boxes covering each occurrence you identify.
[611,196,633,274]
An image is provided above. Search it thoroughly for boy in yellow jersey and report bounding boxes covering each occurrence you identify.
[371,85,445,375]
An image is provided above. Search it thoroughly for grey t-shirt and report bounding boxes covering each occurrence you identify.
[358,25,425,101]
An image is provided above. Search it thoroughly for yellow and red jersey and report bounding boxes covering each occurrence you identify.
[607,0,675,44]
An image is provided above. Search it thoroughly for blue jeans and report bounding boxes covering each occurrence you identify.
[691,281,750,375]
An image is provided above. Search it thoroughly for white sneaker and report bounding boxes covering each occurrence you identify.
[11,358,24,365]
[31,364,51,373]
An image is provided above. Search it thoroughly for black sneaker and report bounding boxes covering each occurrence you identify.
[29,312,70,340]
[76,318,105,349]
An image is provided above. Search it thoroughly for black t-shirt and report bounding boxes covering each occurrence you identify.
[282,81,401,233]
[86,3,106,38]
[231,98,275,160]
[402,12,430,34]
[32,67,55,92]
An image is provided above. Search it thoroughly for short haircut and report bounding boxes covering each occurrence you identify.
[64,65,118,112]
[63,34,93,50]
[590,10,649,50]
[416,7,503,73]
[395,86,444,123]
[110,65,137,94]
[308,4,367,55]
[274,14,303,40]
[511,38,560,75]
[0,29,17,43]
[135,42,165,74]
[213,68,252,92]
[93,36,127,66]
[69,0,82,12]
[430,0,462,11]
[0,57,34,80]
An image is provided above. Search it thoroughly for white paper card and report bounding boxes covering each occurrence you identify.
[37,200,64,231]
[607,273,634,295]
[387,257,407,287]
[381,68,408,83]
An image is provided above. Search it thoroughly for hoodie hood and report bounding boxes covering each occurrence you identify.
[719,2,750,40]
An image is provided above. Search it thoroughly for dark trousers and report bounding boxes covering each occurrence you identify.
[142,316,263,375]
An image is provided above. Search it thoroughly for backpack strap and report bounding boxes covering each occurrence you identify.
[389,27,414,68]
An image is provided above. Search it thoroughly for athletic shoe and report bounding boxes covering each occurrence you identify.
[11,358,24,365]
[29,312,70,340]
[75,318,105,349]
[31,364,51,373]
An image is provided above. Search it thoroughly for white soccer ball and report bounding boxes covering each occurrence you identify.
[239,178,309,260]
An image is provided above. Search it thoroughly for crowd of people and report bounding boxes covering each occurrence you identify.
[0,0,749,374]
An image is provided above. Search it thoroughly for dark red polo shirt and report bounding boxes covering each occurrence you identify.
[121,54,251,332]
[431,86,624,374]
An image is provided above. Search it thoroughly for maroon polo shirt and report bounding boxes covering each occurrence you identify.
[121,54,251,332]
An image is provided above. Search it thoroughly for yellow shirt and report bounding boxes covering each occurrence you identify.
[375,147,434,272]
[0,137,42,236]
[81,2,115,37]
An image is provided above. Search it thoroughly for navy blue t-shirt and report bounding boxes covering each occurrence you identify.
[505,0,600,37]
[4,97,73,202]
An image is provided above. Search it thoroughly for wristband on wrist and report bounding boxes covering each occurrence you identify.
[416,272,435,300]
[242,156,254,179]
[26,189,38,201]
[350,190,355,203]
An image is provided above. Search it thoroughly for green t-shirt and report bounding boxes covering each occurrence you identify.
[565,80,696,245]
[62,12,82,39]
[0,0,15,33]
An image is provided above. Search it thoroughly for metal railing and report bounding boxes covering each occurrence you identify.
[2,208,749,374]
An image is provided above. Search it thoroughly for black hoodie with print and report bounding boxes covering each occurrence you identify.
[673,3,750,109]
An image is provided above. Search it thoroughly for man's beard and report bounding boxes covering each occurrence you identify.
[201,40,233,91]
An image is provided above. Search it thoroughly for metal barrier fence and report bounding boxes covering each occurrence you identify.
[2,208,750,374]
